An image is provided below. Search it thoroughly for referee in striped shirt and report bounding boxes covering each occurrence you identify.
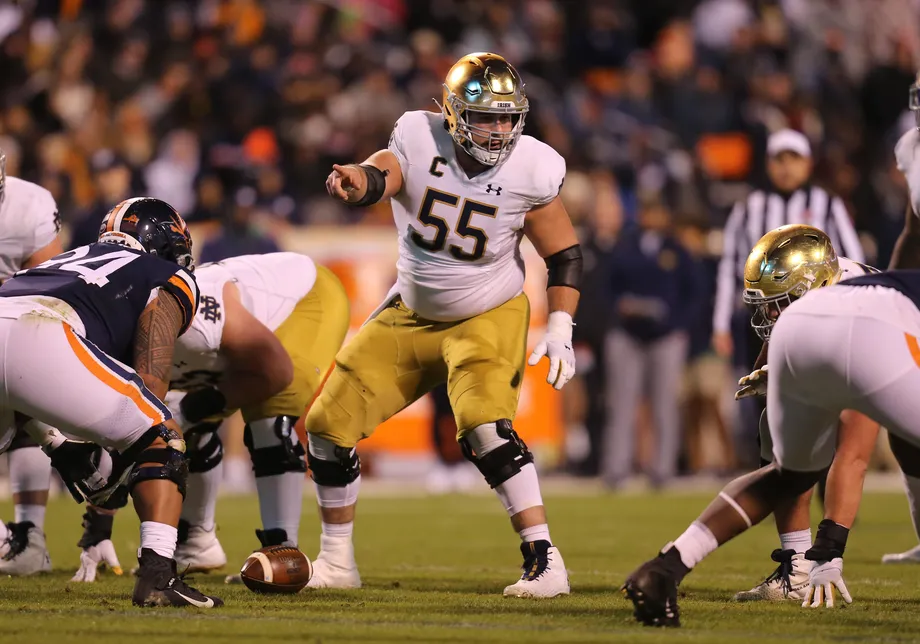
[712,129,864,458]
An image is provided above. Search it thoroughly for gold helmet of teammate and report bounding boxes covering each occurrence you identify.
[439,52,529,167]
[742,224,842,341]
[911,71,920,130]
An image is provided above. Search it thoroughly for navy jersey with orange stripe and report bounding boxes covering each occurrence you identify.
[0,243,198,362]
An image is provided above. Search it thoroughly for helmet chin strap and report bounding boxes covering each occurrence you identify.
[98,231,146,253]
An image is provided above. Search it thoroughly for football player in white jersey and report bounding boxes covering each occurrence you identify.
[309,52,580,598]
[71,252,349,581]
[0,150,67,575]
[622,226,920,627]
[724,226,880,602]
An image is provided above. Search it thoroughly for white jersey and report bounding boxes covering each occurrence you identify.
[169,252,317,391]
[0,177,60,280]
[386,110,566,321]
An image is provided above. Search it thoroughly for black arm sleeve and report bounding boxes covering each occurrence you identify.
[545,244,583,290]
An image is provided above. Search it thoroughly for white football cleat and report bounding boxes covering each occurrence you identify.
[882,544,920,564]
[306,534,362,589]
[0,522,51,576]
[174,523,227,573]
[503,540,570,598]
[733,549,812,601]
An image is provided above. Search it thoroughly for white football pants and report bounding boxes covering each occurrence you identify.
[0,314,170,453]
[767,285,920,472]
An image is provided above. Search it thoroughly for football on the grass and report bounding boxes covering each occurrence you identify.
[239,545,312,594]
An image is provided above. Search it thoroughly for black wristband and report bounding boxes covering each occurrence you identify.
[805,519,849,560]
[180,388,227,424]
[350,164,388,207]
[77,507,115,549]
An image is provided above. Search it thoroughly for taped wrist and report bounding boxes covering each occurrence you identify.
[544,244,583,290]
[180,388,227,424]
[805,519,849,560]
[350,164,388,207]
[77,507,115,549]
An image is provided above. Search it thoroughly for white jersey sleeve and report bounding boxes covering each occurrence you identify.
[169,264,232,391]
[388,113,413,181]
[0,177,60,280]
[515,136,566,209]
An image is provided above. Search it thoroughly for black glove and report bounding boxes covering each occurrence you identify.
[46,441,107,504]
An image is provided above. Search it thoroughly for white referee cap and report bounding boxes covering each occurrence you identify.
[767,129,811,158]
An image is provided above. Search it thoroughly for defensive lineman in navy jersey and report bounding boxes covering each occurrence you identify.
[0,197,222,608]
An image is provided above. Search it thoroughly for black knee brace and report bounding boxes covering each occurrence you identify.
[99,425,189,508]
[185,421,223,474]
[243,416,307,478]
[307,441,361,487]
[459,419,534,489]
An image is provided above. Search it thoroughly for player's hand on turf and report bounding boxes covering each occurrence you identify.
[735,365,769,400]
[802,558,851,608]
[528,311,576,390]
[326,164,366,203]
[71,539,123,582]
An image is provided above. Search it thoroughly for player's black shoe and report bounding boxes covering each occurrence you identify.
[132,548,224,608]
[622,548,688,627]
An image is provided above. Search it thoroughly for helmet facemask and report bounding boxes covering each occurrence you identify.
[743,282,811,341]
[443,92,527,167]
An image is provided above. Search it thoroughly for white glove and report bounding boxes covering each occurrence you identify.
[802,558,852,608]
[528,311,576,390]
[735,365,769,400]
[70,539,123,583]
[895,126,920,217]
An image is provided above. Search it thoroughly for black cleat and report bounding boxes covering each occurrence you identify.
[622,548,687,627]
[133,548,224,608]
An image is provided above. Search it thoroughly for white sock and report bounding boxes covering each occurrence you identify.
[494,463,545,516]
[15,505,46,530]
[256,472,304,546]
[903,475,920,541]
[180,463,222,532]
[779,529,812,555]
[0,521,8,543]
[671,521,719,569]
[139,521,178,559]
[519,523,551,544]
[9,446,52,496]
[321,521,354,539]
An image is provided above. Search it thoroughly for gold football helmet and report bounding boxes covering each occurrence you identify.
[743,224,841,340]
[911,71,920,130]
[439,52,528,167]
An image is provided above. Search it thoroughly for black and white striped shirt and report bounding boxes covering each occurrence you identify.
[713,184,864,333]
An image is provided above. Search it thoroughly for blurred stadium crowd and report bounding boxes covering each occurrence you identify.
[2,0,920,486]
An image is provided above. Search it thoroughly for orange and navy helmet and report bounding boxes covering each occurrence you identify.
[98,197,194,271]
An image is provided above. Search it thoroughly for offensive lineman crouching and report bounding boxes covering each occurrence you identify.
[69,252,350,580]
[310,52,581,597]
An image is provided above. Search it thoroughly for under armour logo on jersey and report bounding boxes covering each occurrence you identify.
[486,184,502,196]
[200,296,221,323]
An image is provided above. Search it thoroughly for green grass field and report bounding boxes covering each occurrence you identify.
[0,489,918,643]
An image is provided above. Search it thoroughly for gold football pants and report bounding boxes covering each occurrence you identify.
[305,293,530,448]
[241,265,350,422]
